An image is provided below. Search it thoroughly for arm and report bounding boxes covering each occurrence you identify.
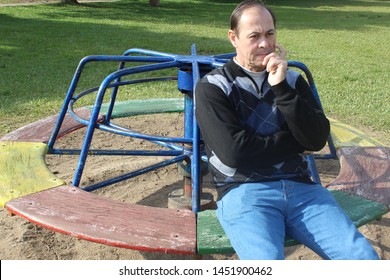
[264,44,330,151]
[272,76,330,151]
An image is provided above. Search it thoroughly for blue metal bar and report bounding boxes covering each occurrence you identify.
[48,60,86,149]
[183,96,193,140]
[105,48,181,121]
[107,120,187,152]
[211,61,227,68]
[95,122,192,143]
[58,106,189,154]
[105,49,175,121]
[77,55,174,64]
[68,76,178,119]
[48,55,175,150]
[191,44,201,213]
[81,154,188,192]
[123,48,178,59]
[104,76,177,120]
[213,52,235,60]
[50,148,183,156]
[105,48,177,120]
[72,61,181,187]
[106,51,129,122]
[306,154,322,185]
[314,154,337,160]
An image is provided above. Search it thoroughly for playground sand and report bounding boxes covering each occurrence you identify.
[0,113,389,260]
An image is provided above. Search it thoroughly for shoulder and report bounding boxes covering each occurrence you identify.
[198,59,239,94]
[286,68,306,89]
[285,68,302,89]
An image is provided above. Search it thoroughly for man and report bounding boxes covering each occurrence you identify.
[195,0,379,260]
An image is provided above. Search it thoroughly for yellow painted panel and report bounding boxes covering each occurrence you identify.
[329,118,384,149]
[0,141,66,207]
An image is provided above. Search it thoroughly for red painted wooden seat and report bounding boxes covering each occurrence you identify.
[5,185,196,255]
[0,108,103,143]
[326,146,390,208]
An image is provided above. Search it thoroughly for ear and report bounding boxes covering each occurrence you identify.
[228,30,238,48]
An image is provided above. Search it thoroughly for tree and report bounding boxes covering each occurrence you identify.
[61,0,80,4]
[149,0,160,7]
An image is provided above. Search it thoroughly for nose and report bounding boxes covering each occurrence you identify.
[258,37,270,49]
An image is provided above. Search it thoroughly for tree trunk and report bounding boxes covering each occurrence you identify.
[61,0,80,4]
[149,0,160,7]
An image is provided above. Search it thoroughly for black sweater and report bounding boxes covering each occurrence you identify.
[195,59,330,190]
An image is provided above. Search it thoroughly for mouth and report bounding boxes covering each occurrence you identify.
[257,49,273,58]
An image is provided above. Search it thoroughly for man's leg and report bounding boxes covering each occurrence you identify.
[216,182,286,260]
[285,181,380,260]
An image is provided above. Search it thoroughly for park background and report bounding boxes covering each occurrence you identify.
[0,0,389,260]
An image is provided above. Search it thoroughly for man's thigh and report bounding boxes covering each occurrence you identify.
[285,181,379,260]
[216,182,287,260]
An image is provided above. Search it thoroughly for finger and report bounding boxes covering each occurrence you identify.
[275,44,287,60]
[262,52,276,66]
[266,57,278,73]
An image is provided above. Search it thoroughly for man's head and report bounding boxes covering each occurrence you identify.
[228,0,277,72]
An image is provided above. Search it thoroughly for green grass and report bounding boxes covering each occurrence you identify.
[0,0,389,144]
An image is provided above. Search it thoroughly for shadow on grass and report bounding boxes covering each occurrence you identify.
[0,0,389,133]
[25,0,390,31]
[0,8,228,118]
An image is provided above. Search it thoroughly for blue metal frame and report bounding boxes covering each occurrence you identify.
[48,45,227,213]
[48,45,337,212]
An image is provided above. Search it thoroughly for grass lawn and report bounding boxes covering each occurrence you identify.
[0,0,389,144]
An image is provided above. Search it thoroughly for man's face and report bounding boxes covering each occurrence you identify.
[229,6,276,72]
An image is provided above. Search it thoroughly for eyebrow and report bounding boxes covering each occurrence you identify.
[248,29,275,36]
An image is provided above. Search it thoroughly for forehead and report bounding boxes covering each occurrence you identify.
[238,6,275,34]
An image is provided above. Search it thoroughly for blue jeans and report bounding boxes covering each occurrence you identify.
[216,180,380,260]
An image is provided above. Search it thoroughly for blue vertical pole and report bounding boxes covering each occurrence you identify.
[191,44,201,213]
[184,96,193,140]
[306,155,322,185]
[48,59,87,150]
[72,88,105,187]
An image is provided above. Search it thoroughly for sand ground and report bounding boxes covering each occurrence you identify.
[0,113,389,260]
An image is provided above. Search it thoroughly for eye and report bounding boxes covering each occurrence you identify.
[266,32,275,38]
